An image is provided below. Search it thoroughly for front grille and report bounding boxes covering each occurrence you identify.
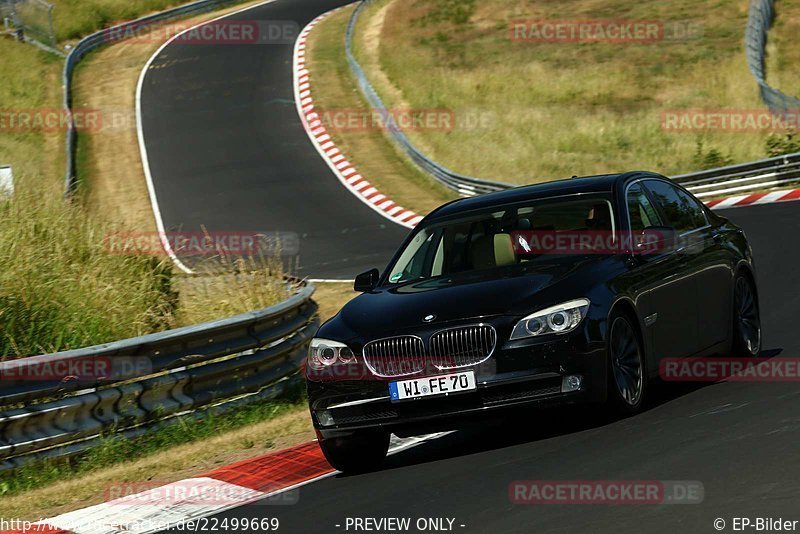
[429,324,497,370]
[362,336,426,377]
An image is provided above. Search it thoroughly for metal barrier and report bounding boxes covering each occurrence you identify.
[672,152,800,198]
[346,1,800,199]
[0,281,318,471]
[2,0,55,46]
[745,0,800,114]
[7,0,800,477]
[62,0,242,198]
[344,1,511,197]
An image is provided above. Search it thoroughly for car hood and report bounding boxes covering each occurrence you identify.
[332,257,610,339]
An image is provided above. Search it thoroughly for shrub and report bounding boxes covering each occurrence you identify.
[765,131,800,157]
[692,140,733,170]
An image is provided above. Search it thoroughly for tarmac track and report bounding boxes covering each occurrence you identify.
[161,202,800,533]
[141,0,800,530]
[139,0,408,279]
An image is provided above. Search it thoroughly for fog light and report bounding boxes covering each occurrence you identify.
[316,410,334,426]
[561,375,582,393]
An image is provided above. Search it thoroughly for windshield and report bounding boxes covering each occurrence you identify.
[387,194,615,284]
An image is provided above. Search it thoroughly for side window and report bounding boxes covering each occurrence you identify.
[643,180,707,233]
[627,183,663,231]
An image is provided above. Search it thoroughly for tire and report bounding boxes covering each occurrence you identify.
[731,273,761,357]
[318,430,389,474]
[606,310,647,415]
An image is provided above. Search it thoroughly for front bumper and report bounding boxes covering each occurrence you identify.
[306,332,607,439]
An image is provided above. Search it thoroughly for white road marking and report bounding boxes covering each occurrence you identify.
[135,0,280,275]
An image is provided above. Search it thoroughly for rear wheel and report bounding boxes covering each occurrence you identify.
[607,311,646,415]
[318,430,389,474]
[732,274,761,357]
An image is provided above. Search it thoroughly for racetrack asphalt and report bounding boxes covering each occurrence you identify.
[141,0,800,530]
[159,201,800,533]
[139,0,410,279]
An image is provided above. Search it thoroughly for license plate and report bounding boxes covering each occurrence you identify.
[389,370,476,402]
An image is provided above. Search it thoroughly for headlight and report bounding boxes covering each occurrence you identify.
[509,299,590,340]
[308,338,356,370]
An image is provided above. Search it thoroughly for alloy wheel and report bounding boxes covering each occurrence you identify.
[735,276,761,356]
[610,316,644,406]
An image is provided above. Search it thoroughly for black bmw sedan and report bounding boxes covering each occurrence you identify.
[305,171,760,473]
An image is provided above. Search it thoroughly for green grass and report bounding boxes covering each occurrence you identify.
[0,1,303,511]
[0,185,180,357]
[49,0,204,41]
[0,39,63,195]
[0,177,290,357]
[357,0,794,185]
[0,389,306,498]
[765,1,800,102]
[0,39,180,357]
[0,5,289,359]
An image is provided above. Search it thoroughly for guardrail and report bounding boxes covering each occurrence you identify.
[347,1,800,200]
[745,0,800,114]
[344,1,511,197]
[672,152,800,198]
[0,281,317,472]
[62,0,242,198]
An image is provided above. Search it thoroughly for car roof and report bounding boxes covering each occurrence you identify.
[427,171,667,220]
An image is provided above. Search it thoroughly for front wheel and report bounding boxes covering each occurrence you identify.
[607,311,647,415]
[318,430,389,474]
[731,274,761,357]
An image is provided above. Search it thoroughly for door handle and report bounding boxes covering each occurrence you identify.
[712,232,724,243]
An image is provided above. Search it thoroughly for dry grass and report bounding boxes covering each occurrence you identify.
[175,257,289,325]
[0,38,63,196]
[49,0,199,41]
[0,0,313,519]
[0,186,180,357]
[314,281,360,322]
[72,1,296,328]
[0,405,314,520]
[0,1,295,357]
[72,39,160,233]
[0,37,180,357]
[357,0,784,185]
[764,1,800,100]
[307,6,455,215]
[72,0,273,233]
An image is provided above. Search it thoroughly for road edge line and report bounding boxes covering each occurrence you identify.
[292,8,423,229]
[135,0,280,275]
[705,187,800,210]
[19,434,452,534]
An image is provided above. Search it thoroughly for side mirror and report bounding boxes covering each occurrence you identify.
[354,268,380,292]
[635,225,678,255]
